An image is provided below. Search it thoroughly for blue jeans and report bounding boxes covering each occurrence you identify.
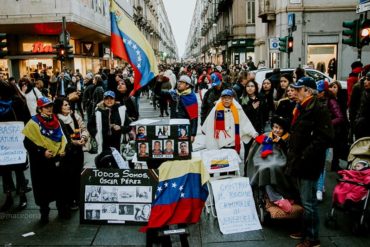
[316,167,326,192]
[297,178,319,241]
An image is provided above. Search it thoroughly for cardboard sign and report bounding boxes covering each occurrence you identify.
[80,168,157,225]
[211,177,262,234]
[0,122,27,166]
[133,119,192,161]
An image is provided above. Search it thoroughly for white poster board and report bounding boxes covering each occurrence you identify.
[0,122,27,166]
[211,177,262,234]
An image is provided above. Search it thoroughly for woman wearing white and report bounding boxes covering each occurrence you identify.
[18,77,43,116]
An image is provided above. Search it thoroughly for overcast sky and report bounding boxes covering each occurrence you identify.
[162,0,197,58]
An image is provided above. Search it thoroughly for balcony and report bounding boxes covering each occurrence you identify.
[258,0,276,23]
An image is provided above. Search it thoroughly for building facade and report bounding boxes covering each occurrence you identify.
[184,0,256,65]
[255,0,370,80]
[0,0,177,79]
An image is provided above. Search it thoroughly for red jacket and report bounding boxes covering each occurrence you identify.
[333,169,370,205]
[347,67,362,105]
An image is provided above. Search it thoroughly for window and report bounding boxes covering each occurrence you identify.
[246,0,255,24]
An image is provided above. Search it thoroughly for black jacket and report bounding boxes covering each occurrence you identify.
[355,89,370,139]
[200,85,226,125]
[286,97,334,180]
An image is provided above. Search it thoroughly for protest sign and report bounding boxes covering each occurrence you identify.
[210,177,262,234]
[0,122,26,166]
[80,168,157,225]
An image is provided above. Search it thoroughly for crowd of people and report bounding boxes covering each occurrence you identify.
[1,59,370,247]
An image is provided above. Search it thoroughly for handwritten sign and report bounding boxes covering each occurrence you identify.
[0,122,27,166]
[80,168,157,225]
[211,177,262,234]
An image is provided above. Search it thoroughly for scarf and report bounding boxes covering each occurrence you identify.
[255,132,290,158]
[214,101,240,153]
[178,89,198,120]
[58,113,81,140]
[34,114,64,142]
[291,96,313,126]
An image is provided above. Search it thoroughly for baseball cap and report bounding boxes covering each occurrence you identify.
[103,90,116,99]
[221,89,234,97]
[316,79,329,93]
[37,97,53,108]
[291,77,317,90]
[178,75,193,87]
[211,73,222,87]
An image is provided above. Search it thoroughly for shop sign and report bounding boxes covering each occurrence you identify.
[22,42,54,53]
[82,42,94,54]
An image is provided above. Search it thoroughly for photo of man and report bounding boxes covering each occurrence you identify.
[152,140,163,155]
[178,141,189,156]
[163,140,174,155]
[136,126,147,140]
[138,143,149,157]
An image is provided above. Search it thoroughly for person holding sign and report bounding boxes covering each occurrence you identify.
[0,80,31,212]
[22,97,69,223]
[201,89,258,155]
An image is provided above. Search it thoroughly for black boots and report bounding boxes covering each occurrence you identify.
[0,192,13,212]
[18,193,27,210]
[40,206,50,224]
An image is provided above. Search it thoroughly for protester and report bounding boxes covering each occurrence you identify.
[285,77,334,247]
[354,72,370,139]
[275,84,297,124]
[201,89,258,156]
[22,97,69,223]
[0,80,31,212]
[54,97,89,210]
[200,72,226,125]
[169,75,198,143]
[92,91,131,153]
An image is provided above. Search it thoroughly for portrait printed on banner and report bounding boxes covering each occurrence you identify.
[136,125,147,140]
[178,125,189,140]
[134,204,151,221]
[138,142,149,157]
[152,140,163,156]
[156,125,170,138]
[178,141,189,156]
[163,139,174,156]
[119,204,134,215]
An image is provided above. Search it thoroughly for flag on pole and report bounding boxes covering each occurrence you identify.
[140,159,209,232]
[110,0,158,95]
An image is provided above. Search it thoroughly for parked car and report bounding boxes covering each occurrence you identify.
[252,68,347,90]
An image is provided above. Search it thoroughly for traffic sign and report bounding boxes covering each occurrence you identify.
[269,38,280,51]
[288,13,295,28]
[357,0,370,13]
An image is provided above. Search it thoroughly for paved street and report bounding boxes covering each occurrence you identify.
[0,94,370,246]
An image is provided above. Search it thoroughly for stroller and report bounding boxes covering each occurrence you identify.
[246,139,303,225]
[325,137,370,234]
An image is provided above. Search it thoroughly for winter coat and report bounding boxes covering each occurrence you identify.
[232,82,244,102]
[116,92,139,121]
[355,90,370,139]
[240,94,265,134]
[95,102,131,153]
[349,79,365,129]
[24,87,42,116]
[82,82,95,117]
[347,67,362,105]
[285,97,334,180]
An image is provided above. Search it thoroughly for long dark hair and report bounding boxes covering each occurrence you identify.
[53,97,69,115]
[242,80,259,97]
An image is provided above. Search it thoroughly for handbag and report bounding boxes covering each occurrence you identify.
[89,137,98,154]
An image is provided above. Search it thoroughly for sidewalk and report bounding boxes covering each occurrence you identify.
[0,95,369,246]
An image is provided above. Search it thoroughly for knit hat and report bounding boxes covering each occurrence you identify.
[316,79,329,93]
[211,73,222,87]
[270,115,289,132]
[351,61,363,70]
[37,97,53,108]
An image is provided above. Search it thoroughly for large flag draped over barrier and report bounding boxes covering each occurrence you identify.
[110,0,158,95]
[140,159,209,232]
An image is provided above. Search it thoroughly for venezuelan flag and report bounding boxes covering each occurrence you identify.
[110,0,158,95]
[140,158,209,232]
[180,93,198,120]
